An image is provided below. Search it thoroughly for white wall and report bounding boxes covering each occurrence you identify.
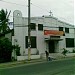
[13,10,75,55]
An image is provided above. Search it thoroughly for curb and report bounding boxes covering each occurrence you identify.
[0,57,75,69]
[0,59,46,69]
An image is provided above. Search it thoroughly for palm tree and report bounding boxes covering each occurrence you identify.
[0,9,11,33]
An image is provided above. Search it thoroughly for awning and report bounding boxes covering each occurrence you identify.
[45,38,63,41]
[44,36,63,41]
[44,30,64,36]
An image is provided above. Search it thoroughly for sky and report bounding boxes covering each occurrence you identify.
[0,0,74,25]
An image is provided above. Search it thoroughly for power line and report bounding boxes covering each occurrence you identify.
[0,0,72,21]
[30,2,73,23]
[0,0,49,13]
[0,0,27,7]
[0,0,72,24]
[31,3,49,13]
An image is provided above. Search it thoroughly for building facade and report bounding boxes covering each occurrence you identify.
[13,10,75,56]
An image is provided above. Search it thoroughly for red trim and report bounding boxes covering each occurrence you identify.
[44,30,64,36]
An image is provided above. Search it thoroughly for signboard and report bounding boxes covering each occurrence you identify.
[44,30,64,36]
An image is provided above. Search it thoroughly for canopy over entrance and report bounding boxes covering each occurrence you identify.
[44,30,64,36]
[44,30,64,53]
[44,30,64,41]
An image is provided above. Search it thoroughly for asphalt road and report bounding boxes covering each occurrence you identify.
[0,58,75,75]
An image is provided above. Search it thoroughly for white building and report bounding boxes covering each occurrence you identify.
[12,10,75,56]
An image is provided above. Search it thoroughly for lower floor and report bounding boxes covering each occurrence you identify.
[12,35,75,56]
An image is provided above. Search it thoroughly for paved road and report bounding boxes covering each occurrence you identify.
[0,58,75,75]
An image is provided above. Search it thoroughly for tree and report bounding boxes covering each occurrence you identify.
[0,38,13,63]
[0,9,11,33]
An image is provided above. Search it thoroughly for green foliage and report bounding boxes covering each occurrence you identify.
[0,38,13,63]
[0,9,10,33]
[62,48,68,56]
[72,49,75,53]
[13,45,20,56]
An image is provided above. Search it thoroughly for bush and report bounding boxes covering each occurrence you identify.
[72,49,75,53]
[13,45,20,56]
[0,38,13,63]
[62,48,68,56]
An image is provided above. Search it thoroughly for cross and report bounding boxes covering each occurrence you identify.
[49,10,53,16]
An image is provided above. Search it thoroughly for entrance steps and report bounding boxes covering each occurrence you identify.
[41,53,75,60]
[41,53,65,59]
[49,53,65,59]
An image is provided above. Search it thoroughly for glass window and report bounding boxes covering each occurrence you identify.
[66,38,74,47]
[38,24,43,31]
[25,36,28,48]
[59,27,63,31]
[65,28,69,33]
[25,36,36,48]
[30,23,36,30]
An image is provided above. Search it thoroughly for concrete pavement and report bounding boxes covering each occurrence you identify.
[0,59,46,69]
[0,58,75,75]
[0,53,75,69]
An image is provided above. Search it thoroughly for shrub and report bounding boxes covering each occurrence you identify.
[0,38,13,63]
[13,45,20,56]
[72,49,75,53]
[62,48,68,56]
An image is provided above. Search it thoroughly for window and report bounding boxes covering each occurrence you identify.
[25,36,28,48]
[65,28,69,33]
[30,23,36,30]
[25,36,37,48]
[66,38,74,47]
[59,27,63,31]
[38,24,43,31]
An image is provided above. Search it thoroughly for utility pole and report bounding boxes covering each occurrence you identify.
[74,28,75,48]
[28,0,31,60]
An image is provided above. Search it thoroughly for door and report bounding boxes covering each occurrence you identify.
[49,40,55,53]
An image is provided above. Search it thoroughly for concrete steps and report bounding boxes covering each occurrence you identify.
[41,53,75,59]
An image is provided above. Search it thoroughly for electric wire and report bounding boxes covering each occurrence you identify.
[0,0,73,25]
[0,0,27,7]
[31,3,49,13]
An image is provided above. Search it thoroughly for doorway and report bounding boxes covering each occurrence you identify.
[48,40,55,53]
